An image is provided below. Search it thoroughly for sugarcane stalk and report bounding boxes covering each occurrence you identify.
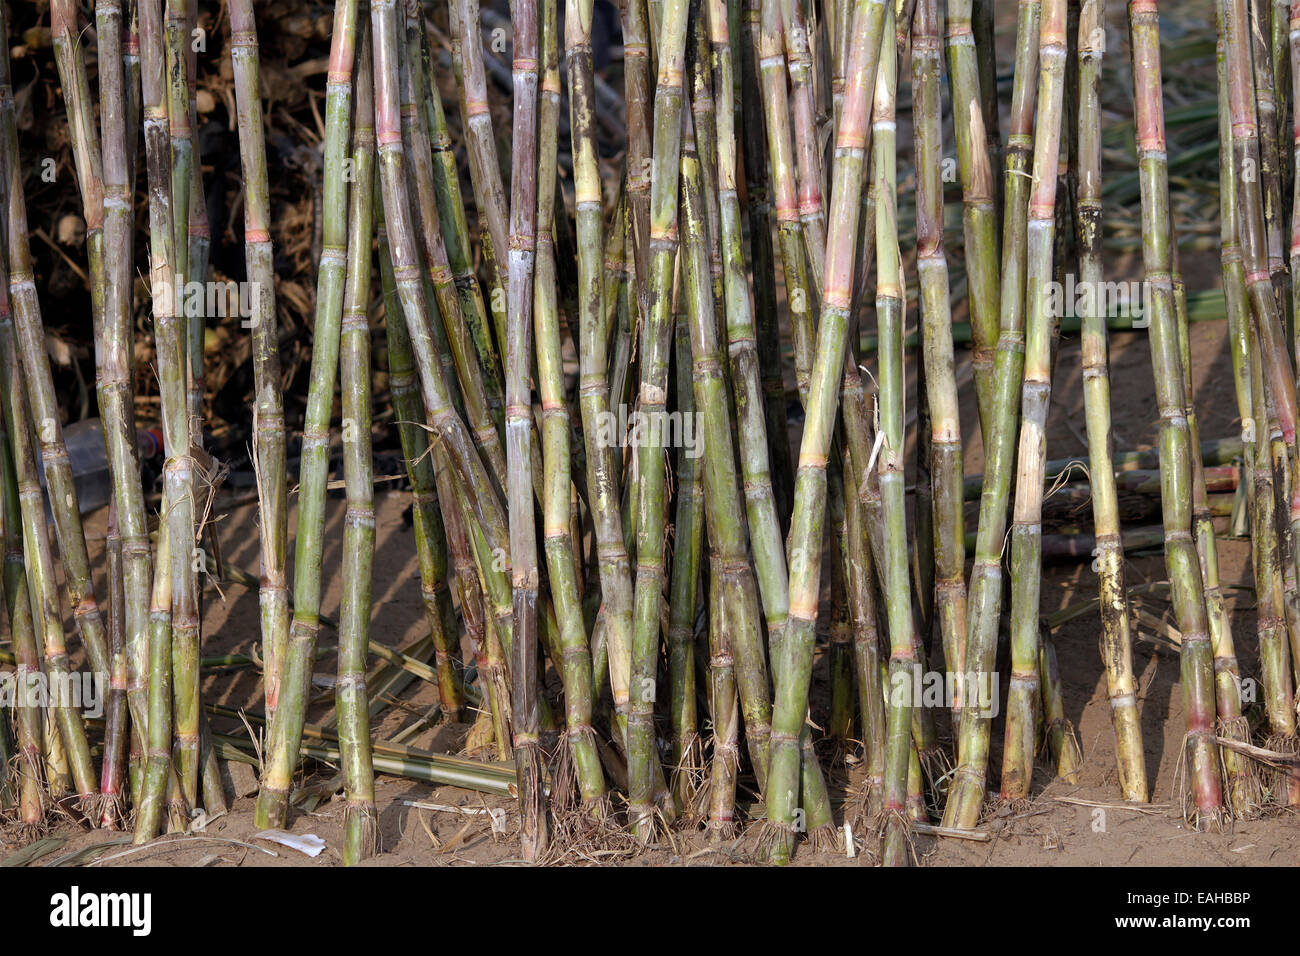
[229,0,290,727]
[5,0,111,700]
[336,22,380,866]
[682,90,778,815]
[734,0,793,527]
[418,28,503,405]
[1248,0,1291,327]
[668,304,704,808]
[503,0,548,862]
[401,3,509,487]
[945,0,1000,444]
[872,1,919,866]
[568,0,634,741]
[255,0,358,830]
[452,0,509,297]
[1131,0,1224,828]
[781,0,825,283]
[770,0,884,864]
[757,0,815,403]
[534,0,604,814]
[0,368,46,831]
[1001,0,1066,803]
[376,204,466,720]
[1076,0,1146,803]
[914,0,968,731]
[0,294,99,809]
[628,0,691,841]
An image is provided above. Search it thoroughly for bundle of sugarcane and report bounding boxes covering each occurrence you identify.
[9,0,1300,870]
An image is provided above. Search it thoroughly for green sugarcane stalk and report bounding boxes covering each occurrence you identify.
[624,0,653,325]
[1076,0,1146,803]
[668,305,704,809]
[451,0,509,300]
[376,205,466,721]
[372,0,514,727]
[781,0,825,284]
[1130,0,1224,828]
[229,0,290,726]
[567,0,634,737]
[1247,0,1291,327]
[98,504,129,827]
[705,0,788,746]
[337,23,380,866]
[757,0,814,403]
[1290,1,1300,372]
[401,3,509,488]
[628,0,691,841]
[505,0,549,862]
[914,0,968,730]
[946,1,1004,444]
[1275,0,1291,211]
[770,0,884,865]
[0,371,47,831]
[844,445,886,824]
[159,0,202,814]
[256,0,358,830]
[5,0,111,700]
[682,93,778,810]
[873,2,919,866]
[734,0,793,526]
[98,0,154,798]
[944,4,1043,830]
[534,0,604,814]
[418,26,502,407]
[0,297,98,808]
[1001,0,1066,803]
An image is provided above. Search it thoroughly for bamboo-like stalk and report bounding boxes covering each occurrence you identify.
[376,204,466,721]
[1076,0,1146,803]
[567,0,634,743]
[452,0,509,297]
[418,28,502,407]
[229,0,289,727]
[255,0,358,830]
[706,0,789,753]
[158,0,202,812]
[770,0,884,865]
[504,0,548,862]
[1248,0,1291,325]
[98,504,129,826]
[534,0,604,814]
[628,0,691,841]
[682,90,781,823]
[336,23,380,866]
[0,292,98,809]
[781,0,825,282]
[1001,0,1066,803]
[373,0,514,718]
[1130,0,1224,828]
[668,304,704,808]
[997,0,1041,445]
[944,6,1044,830]
[1291,2,1300,371]
[757,0,814,403]
[945,0,1001,443]
[7,0,111,699]
[624,0,653,320]
[914,0,968,733]
[872,1,918,866]
[401,3,508,486]
[0,353,46,832]
[734,0,793,526]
